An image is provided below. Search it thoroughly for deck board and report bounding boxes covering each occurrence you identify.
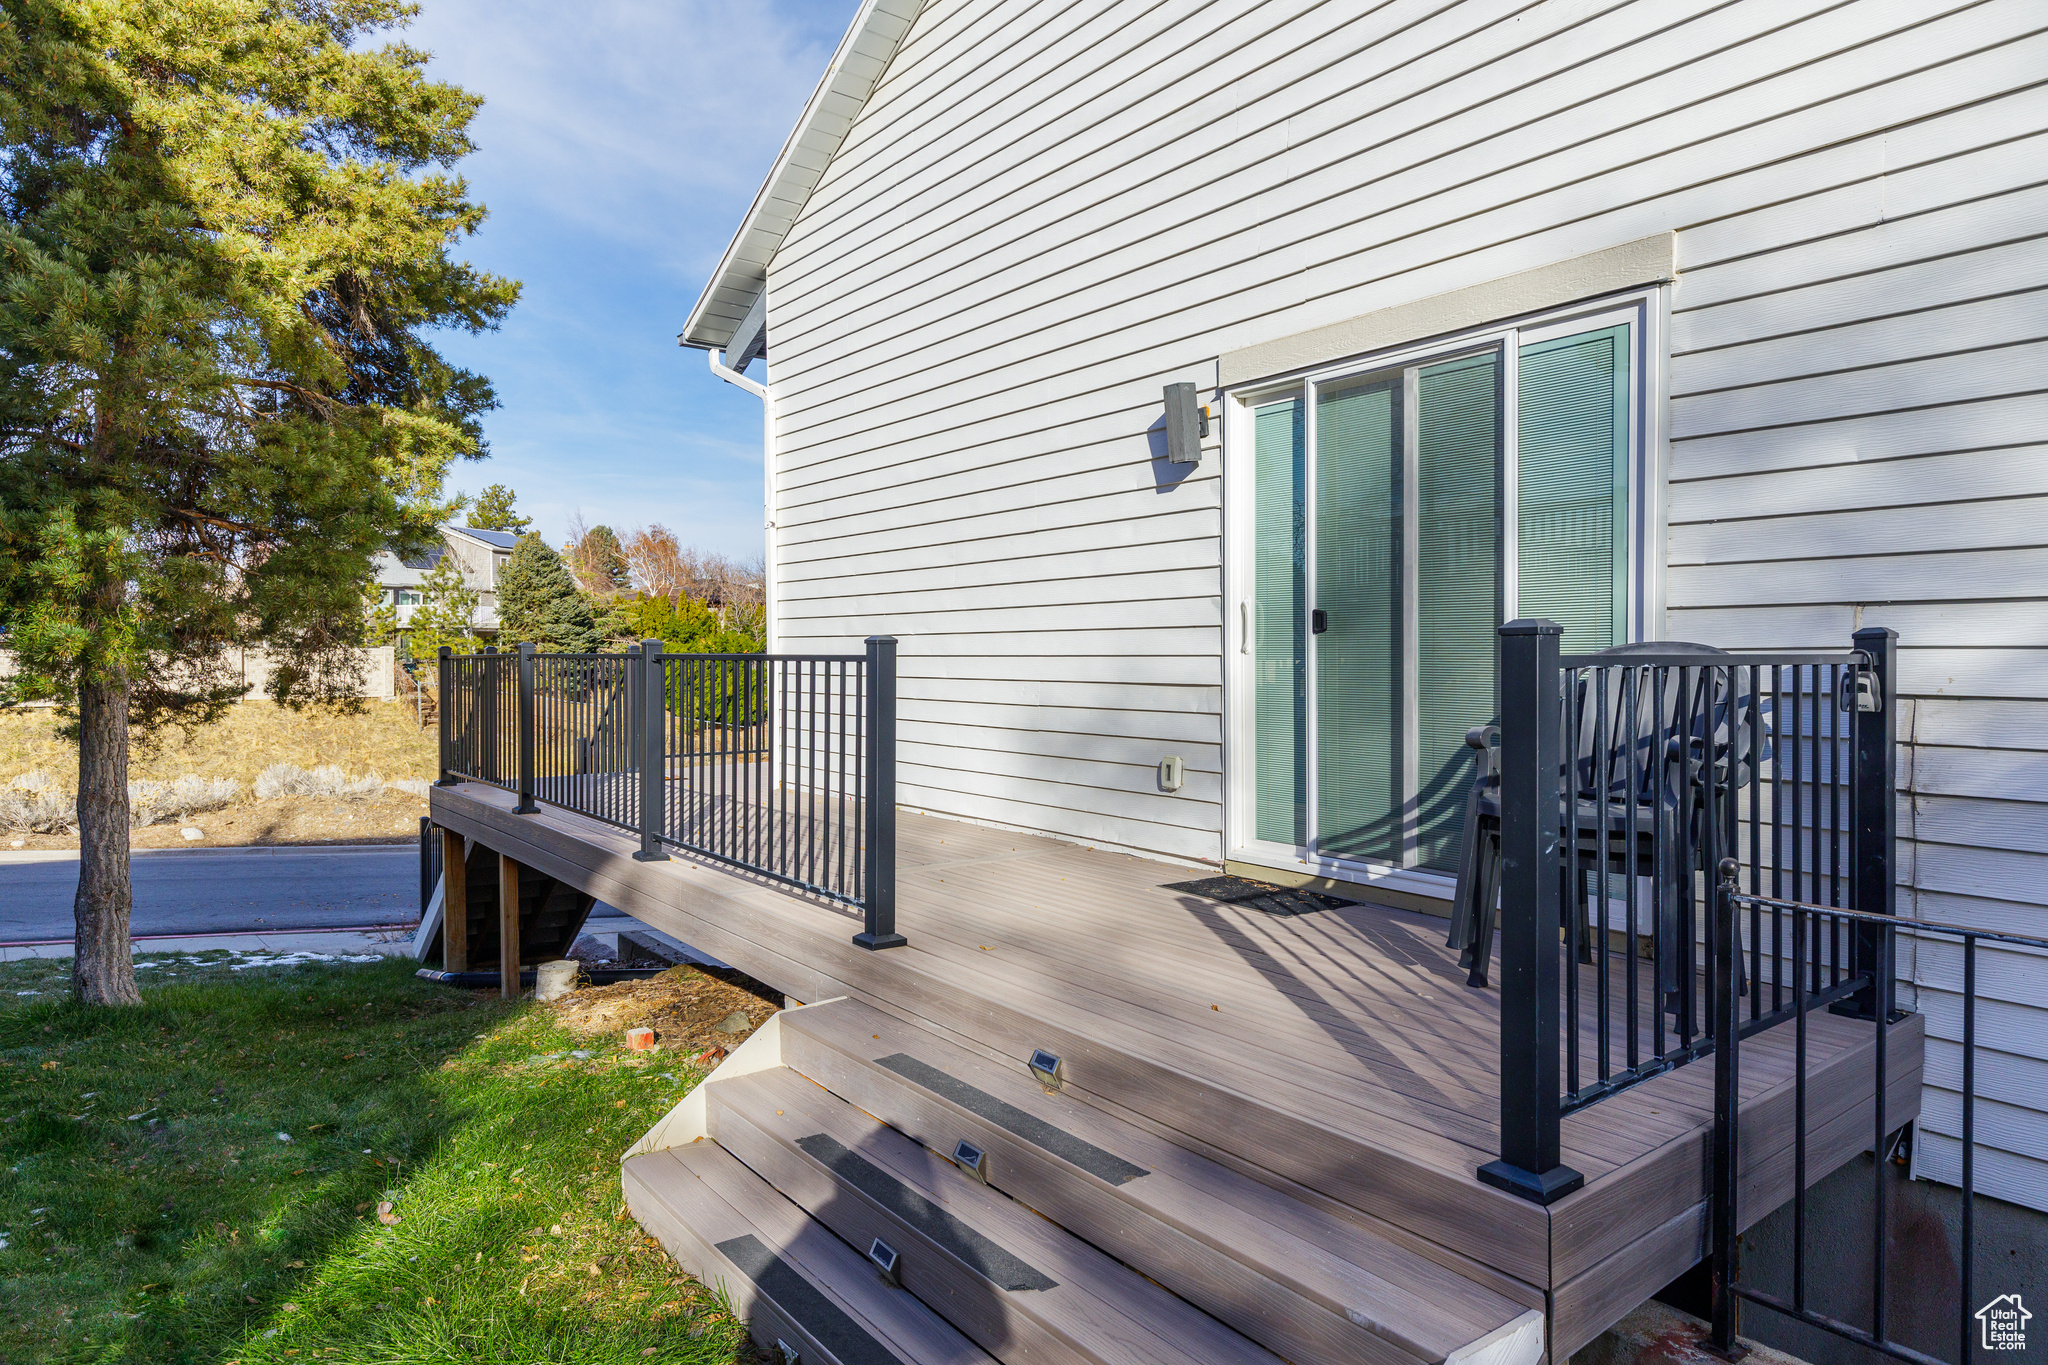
[432,780,1921,1342]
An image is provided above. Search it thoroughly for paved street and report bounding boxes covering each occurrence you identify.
[0,843,658,959]
[0,845,424,941]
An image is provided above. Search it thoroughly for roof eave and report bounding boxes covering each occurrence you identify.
[678,0,923,354]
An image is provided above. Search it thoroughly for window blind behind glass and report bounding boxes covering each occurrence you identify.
[1517,324,1630,651]
[1415,352,1502,871]
[1253,396,1307,847]
[1314,376,1404,864]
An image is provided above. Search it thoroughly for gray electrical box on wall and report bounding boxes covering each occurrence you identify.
[1162,383,1208,464]
[1159,756,1185,792]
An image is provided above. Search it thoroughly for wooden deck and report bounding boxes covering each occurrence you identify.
[432,780,1922,1359]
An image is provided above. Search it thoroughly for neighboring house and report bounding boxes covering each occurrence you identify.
[370,524,519,637]
[683,0,2047,1223]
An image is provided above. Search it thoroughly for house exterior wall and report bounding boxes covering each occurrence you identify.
[370,526,509,633]
[757,0,2046,1210]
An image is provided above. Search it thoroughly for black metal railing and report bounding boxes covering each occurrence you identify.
[1482,622,1896,1205]
[1705,871,2040,1365]
[438,646,522,794]
[530,651,635,828]
[435,636,903,950]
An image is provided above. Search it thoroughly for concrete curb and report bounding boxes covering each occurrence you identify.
[0,842,414,865]
[1,926,417,961]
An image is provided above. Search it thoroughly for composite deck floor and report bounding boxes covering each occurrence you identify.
[433,778,1921,1357]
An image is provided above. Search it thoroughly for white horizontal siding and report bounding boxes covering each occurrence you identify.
[761,0,2048,1209]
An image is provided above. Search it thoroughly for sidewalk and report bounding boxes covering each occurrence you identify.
[0,924,417,961]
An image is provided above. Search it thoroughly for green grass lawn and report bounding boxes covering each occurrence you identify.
[0,954,754,1365]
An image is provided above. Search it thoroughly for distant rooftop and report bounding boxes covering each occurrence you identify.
[398,547,446,571]
[456,527,522,550]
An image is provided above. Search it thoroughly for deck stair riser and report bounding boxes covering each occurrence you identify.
[624,1139,997,1365]
[776,998,1536,1365]
[706,1065,1283,1365]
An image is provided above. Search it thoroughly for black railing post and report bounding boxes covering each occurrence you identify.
[854,635,905,950]
[1480,618,1583,1204]
[1842,625,1898,1022]
[633,638,669,862]
[1707,858,1751,1361]
[514,642,538,814]
[434,646,456,786]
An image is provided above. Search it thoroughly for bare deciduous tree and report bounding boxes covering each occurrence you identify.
[561,513,631,599]
[622,524,763,608]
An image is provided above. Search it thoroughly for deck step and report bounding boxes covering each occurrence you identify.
[623,1139,998,1365]
[707,1065,1283,1365]
[776,997,1541,1365]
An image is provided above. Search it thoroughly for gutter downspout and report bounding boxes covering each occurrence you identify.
[704,347,776,653]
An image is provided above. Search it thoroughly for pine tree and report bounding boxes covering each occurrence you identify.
[0,0,517,1003]
[497,534,602,653]
[362,580,399,649]
[467,483,532,534]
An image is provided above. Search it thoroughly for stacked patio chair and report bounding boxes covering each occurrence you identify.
[1446,642,1770,1020]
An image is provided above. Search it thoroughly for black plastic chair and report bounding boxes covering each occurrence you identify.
[1447,642,1767,997]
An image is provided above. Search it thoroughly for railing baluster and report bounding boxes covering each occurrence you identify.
[1626,665,1640,1072]
[1794,901,1808,1315]
[1566,665,1581,1101]
[1961,934,1976,1365]
[1596,665,1611,1084]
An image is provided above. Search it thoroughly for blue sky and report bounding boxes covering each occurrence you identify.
[400,0,862,559]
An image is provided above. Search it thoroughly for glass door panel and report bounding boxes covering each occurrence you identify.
[1414,352,1502,870]
[1239,310,1636,877]
[1252,396,1307,847]
[1518,324,1630,651]
[1313,375,1404,864]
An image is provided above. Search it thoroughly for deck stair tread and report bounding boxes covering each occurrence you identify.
[624,1139,998,1365]
[778,997,1532,1365]
[709,1064,1285,1365]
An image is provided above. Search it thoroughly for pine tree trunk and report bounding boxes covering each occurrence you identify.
[73,674,141,1006]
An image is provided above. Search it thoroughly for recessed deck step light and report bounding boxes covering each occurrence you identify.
[953,1139,989,1182]
[1028,1049,1063,1092]
[867,1237,901,1287]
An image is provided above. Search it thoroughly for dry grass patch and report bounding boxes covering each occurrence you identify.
[0,700,436,790]
[0,703,437,847]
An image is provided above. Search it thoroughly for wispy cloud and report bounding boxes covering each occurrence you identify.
[397,0,860,555]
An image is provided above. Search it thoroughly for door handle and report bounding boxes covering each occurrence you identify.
[1311,609,1328,635]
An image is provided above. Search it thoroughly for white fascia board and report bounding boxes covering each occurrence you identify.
[677,0,923,353]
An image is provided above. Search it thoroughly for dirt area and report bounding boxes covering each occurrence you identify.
[546,964,783,1066]
[1,788,430,851]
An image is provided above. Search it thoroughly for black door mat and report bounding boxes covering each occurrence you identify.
[1161,875,1354,917]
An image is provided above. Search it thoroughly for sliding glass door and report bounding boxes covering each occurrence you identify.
[1240,303,1644,877]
